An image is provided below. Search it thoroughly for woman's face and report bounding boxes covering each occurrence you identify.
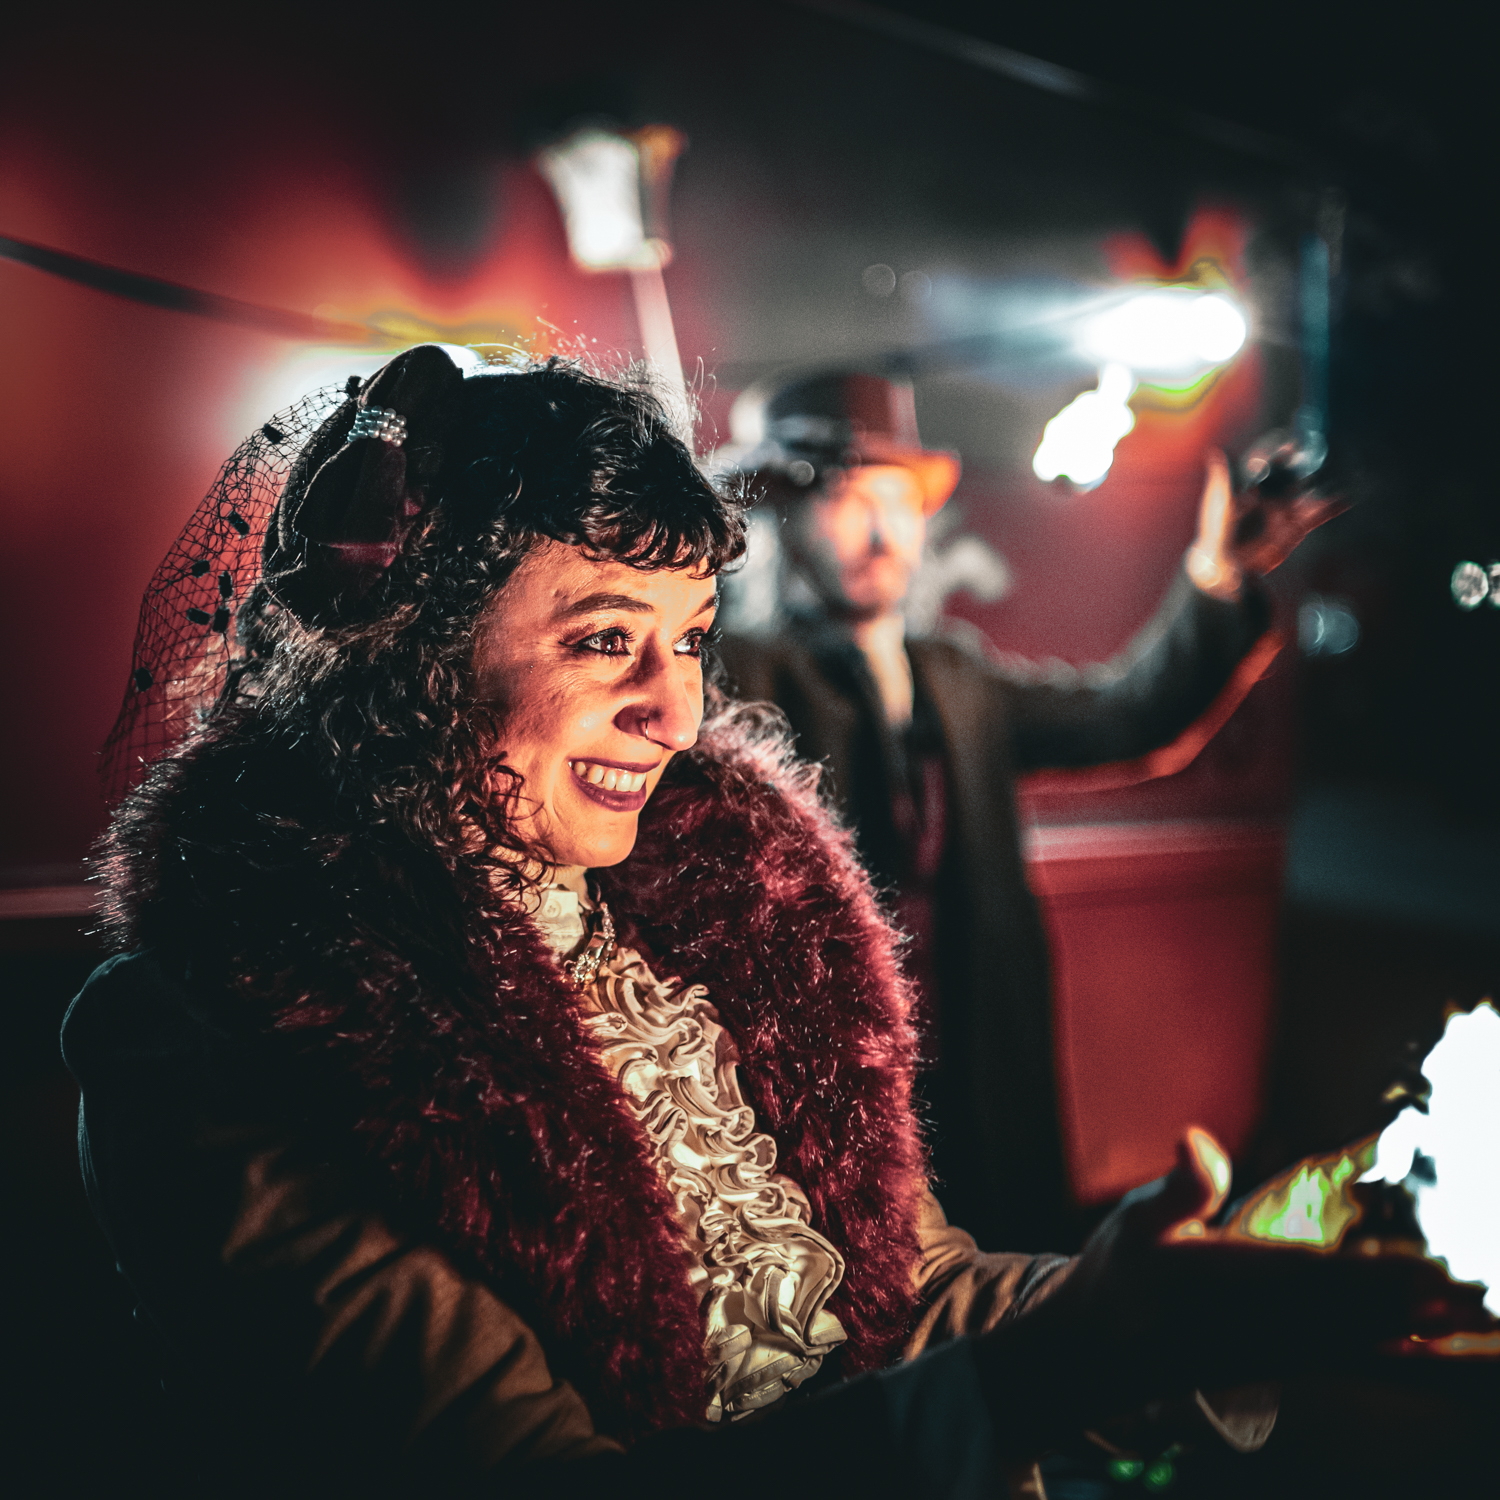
[472,540,716,871]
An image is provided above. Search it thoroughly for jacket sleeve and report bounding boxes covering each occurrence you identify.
[907,1190,1074,1357]
[998,568,1272,774]
[905,1192,1278,1463]
[64,951,617,1487]
[195,1126,617,1471]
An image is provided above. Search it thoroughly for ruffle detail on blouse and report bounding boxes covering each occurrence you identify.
[581,944,848,1421]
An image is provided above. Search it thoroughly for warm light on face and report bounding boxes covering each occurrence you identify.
[1363,1001,1500,1313]
[471,543,715,871]
[791,464,928,615]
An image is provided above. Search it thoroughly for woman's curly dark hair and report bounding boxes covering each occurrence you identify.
[219,357,745,892]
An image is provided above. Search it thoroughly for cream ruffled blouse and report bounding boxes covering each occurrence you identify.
[531,883,848,1422]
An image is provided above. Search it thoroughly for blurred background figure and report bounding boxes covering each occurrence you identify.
[716,370,1337,1248]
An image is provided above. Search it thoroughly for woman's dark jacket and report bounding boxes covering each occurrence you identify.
[63,705,1071,1497]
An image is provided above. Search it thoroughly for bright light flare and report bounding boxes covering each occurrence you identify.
[1032,363,1137,488]
[535,129,660,273]
[1362,1001,1500,1313]
[1080,288,1247,376]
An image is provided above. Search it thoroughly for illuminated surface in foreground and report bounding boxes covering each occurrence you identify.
[1362,1001,1500,1313]
[1240,1154,1364,1248]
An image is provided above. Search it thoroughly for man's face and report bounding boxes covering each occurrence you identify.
[785,464,927,617]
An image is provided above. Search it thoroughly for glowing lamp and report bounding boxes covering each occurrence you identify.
[1032,363,1137,488]
[535,129,663,273]
[1033,286,1247,490]
[1080,288,1247,376]
[535,125,691,440]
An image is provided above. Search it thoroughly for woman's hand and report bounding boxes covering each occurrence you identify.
[1186,448,1347,600]
[971,1128,1487,1453]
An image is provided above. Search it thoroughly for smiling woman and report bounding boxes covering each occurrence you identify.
[57,345,1459,1500]
[471,548,718,869]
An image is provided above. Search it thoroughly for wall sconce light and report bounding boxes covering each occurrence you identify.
[536,125,691,440]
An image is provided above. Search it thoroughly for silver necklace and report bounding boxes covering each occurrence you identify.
[562,898,617,988]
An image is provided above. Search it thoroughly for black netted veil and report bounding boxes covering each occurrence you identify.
[101,382,349,803]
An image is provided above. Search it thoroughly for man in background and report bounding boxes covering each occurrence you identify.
[715,370,1337,1249]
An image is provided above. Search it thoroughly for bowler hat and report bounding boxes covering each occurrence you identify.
[717,370,960,514]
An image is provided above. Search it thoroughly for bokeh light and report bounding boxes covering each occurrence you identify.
[1031,362,1137,487]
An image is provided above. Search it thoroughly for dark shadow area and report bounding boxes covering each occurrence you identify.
[1253,905,1500,1175]
[0,925,183,1494]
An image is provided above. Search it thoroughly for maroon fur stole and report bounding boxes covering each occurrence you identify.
[96,704,927,1442]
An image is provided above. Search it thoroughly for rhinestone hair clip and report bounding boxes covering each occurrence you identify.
[348,406,408,446]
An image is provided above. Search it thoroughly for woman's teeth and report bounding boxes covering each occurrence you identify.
[571,761,648,793]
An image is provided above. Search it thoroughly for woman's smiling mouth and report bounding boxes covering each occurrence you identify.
[569,759,657,812]
[570,761,651,792]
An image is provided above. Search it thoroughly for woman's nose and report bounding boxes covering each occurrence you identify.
[616,646,700,751]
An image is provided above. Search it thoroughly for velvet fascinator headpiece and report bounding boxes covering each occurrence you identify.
[264,343,468,625]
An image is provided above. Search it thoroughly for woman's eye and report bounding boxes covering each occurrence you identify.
[576,628,632,656]
[675,629,708,658]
